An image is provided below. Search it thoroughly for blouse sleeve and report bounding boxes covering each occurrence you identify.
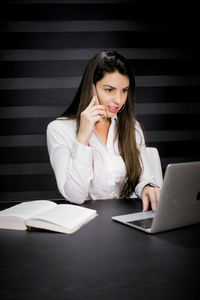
[134,123,159,199]
[46,120,93,204]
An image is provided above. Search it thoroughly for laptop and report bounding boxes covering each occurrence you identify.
[112,161,200,234]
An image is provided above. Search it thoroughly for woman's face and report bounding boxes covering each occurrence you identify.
[95,71,129,118]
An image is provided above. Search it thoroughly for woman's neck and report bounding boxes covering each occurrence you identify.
[95,118,111,145]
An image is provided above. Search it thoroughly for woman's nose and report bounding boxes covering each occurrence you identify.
[113,92,121,105]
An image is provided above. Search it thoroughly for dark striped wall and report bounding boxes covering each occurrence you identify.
[1,0,200,202]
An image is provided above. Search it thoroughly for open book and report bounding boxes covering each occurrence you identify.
[0,200,97,234]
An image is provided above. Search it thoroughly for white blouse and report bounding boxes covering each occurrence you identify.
[46,116,157,204]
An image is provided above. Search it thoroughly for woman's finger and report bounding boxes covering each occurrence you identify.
[90,109,106,118]
[149,187,160,211]
[87,96,97,108]
[89,105,105,113]
[90,115,103,125]
[142,186,161,212]
[150,193,157,212]
[142,194,150,212]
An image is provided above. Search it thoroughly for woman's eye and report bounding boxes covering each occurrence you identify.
[105,89,113,92]
[123,89,129,93]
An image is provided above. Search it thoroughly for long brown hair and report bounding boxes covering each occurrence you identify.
[61,50,142,198]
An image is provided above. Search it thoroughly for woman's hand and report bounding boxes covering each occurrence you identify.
[77,96,106,146]
[142,185,161,212]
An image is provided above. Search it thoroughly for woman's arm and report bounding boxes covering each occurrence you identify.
[46,120,93,204]
[47,95,105,204]
[134,123,161,211]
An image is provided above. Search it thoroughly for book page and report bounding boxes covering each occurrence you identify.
[0,200,57,220]
[27,204,97,231]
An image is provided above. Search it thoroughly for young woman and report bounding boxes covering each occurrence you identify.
[47,50,160,211]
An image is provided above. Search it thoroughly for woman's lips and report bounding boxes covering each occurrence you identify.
[108,106,119,113]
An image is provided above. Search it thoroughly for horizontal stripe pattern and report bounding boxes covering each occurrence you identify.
[0,114,200,135]
[1,140,200,173]
[0,135,46,147]
[0,20,165,32]
[1,2,188,21]
[1,87,200,106]
[0,163,53,175]
[1,1,200,201]
[0,32,195,49]
[1,142,200,164]
[1,76,200,90]
[1,155,200,177]
[6,0,139,2]
[1,130,199,147]
[0,174,58,192]
[0,147,49,163]
[0,191,64,202]
[0,48,197,61]
[1,60,200,77]
[0,103,200,119]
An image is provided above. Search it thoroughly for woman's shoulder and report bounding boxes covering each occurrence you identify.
[46,118,77,141]
[134,120,143,133]
[135,120,145,145]
[47,118,76,132]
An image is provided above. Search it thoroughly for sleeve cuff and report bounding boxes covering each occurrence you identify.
[135,180,159,199]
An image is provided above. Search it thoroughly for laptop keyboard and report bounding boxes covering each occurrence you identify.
[128,217,153,229]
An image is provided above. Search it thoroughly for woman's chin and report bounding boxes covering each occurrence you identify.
[106,112,115,118]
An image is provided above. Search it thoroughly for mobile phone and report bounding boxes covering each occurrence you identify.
[92,83,106,118]
[92,83,100,105]
[92,83,97,97]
